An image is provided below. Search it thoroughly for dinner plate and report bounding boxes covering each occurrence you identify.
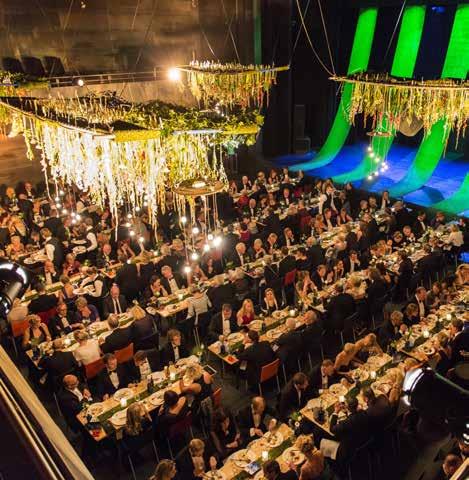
[373,382,391,395]
[227,332,244,343]
[254,472,267,480]
[146,307,157,315]
[419,345,436,356]
[113,388,133,402]
[282,447,305,466]
[351,368,369,382]
[72,239,87,245]
[266,329,283,340]
[110,409,127,427]
[204,471,226,480]
[329,384,347,397]
[87,403,105,417]
[306,398,321,410]
[176,355,199,368]
[229,449,249,468]
[262,431,283,448]
[272,310,284,320]
[73,246,87,254]
[148,391,165,407]
[148,371,165,383]
[249,320,264,332]
[24,257,38,265]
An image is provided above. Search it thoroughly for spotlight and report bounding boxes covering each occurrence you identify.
[213,236,222,247]
[191,252,199,261]
[180,216,187,224]
[168,67,181,82]
[192,227,200,235]
[76,78,85,87]
[0,262,30,316]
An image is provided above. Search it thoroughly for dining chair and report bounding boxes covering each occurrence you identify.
[84,357,105,380]
[114,342,134,364]
[257,358,281,397]
[166,411,194,459]
[10,319,30,356]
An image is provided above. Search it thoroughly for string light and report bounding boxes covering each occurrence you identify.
[203,244,210,252]
[180,216,187,224]
[191,252,199,261]
[183,265,192,274]
[192,226,200,235]
[168,67,182,82]
[129,230,135,236]
[213,236,222,247]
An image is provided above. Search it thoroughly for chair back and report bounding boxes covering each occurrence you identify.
[115,342,134,364]
[37,307,56,325]
[212,387,222,409]
[259,358,280,383]
[300,215,312,233]
[168,412,193,439]
[11,319,30,338]
[84,357,105,379]
[283,269,297,287]
[136,332,159,351]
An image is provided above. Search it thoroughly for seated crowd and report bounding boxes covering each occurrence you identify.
[1,171,468,480]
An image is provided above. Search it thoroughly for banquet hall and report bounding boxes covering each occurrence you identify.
[0,1,467,480]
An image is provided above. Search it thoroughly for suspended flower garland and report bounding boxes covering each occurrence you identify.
[333,73,469,146]
[178,61,289,110]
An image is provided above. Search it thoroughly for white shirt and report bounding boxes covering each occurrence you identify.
[81,275,103,297]
[59,314,70,329]
[222,316,231,336]
[112,297,123,314]
[44,236,55,262]
[86,228,98,252]
[416,296,425,318]
[321,373,328,389]
[139,360,152,378]
[74,339,101,365]
[238,253,245,266]
[448,231,464,247]
[71,388,83,402]
[109,371,119,389]
[326,219,334,231]
[168,277,179,294]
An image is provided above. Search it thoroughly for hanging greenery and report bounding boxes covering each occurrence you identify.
[334,73,469,145]
[179,61,289,110]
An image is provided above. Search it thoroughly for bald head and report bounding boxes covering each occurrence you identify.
[252,396,266,414]
[63,374,79,390]
[286,317,296,330]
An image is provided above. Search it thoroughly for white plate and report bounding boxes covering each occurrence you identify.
[306,398,322,410]
[266,329,282,340]
[110,409,127,426]
[87,403,105,417]
[113,388,133,402]
[419,345,436,356]
[249,320,264,332]
[24,257,38,265]
[227,332,244,343]
[261,431,283,448]
[72,239,87,245]
[282,447,305,465]
[350,369,369,382]
[73,246,87,254]
[146,307,157,315]
[229,449,249,468]
[272,310,284,319]
[329,384,347,397]
[204,472,226,480]
[176,355,199,368]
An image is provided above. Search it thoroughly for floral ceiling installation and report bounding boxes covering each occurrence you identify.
[179,61,289,110]
[0,94,262,226]
[334,73,469,145]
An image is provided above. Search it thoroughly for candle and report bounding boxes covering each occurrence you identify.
[261,451,269,461]
[370,371,377,380]
[339,395,345,403]
[423,330,430,338]
[446,313,451,321]
[178,293,184,301]
[289,309,296,317]
[120,398,127,408]
[64,338,71,347]
[170,372,176,381]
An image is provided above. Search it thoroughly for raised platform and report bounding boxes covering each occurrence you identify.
[275,142,469,216]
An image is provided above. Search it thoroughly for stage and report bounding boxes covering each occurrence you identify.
[275,142,469,217]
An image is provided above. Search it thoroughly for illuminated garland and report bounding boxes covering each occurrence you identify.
[179,62,289,109]
[334,74,469,145]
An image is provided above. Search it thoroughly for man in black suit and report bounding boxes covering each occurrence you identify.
[343,250,362,275]
[237,396,275,443]
[261,460,297,480]
[58,374,93,431]
[404,287,429,321]
[278,227,297,248]
[222,225,241,257]
[161,329,189,366]
[367,268,388,301]
[413,211,427,238]
[115,254,140,302]
[378,311,406,349]
[263,257,281,292]
[207,277,236,312]
[295,247,311,272]
[29,283,58,314]
[160,265,186,295]
[325,283,355,331]
[416,244,438,281]
[363,213,379,244]
[300,310,323,352]
[96,243,117,269]
[43,207,63,236]
[238,330,276,389]
[330,396,373,464]
[17,193,34,229]
[49,302,82,338]
[311,264,330,291]
[278,247,296,278]
[305,237,325,270]
[208,304,238,342]
[395,251,413,301]
[361,386,394,431]
[227,242,250,268]
[394,201,412,232]
[126,349,161,383]
[100,315,133,354]
[344,224,358,252]
[102,284,129,318]
[39,339,79,383]
[309,359,341,394]
[278,372,314,421]
[275,317,302,364]
[449,319,469,365]
[96,353,130,400]
[263,208,281,235]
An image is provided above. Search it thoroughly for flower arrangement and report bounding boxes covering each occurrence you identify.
[334,73,469,146]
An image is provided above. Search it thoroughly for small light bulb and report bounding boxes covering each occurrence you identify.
[191,252,199,261]
[180,216,187,224]
[168,67,181,82]
[369,152,375,158]
[62,208,68,215]
[77,78,85,87]
[213,236,222,247]
[71,219,77,225]
[203,244,210,252]
[56,203,61,209]
[54,196,60,202]
[59,190,65,195]
[135,206,141,213]
[143,201,148,207]
[183,265,191,274]
[129,230,135,236]
[367,146,372,152]
[374,171,379,177]
[207,233,214,241]
[75,214,81,221]
[367,175,373,181]
[138,236,144,243]
[125,222,131,228]
[127,213,132,219]
[192,227,200,235]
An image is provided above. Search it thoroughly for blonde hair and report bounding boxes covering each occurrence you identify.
[74,330,89,342]
[27,314,41,325]
[296,434,315,454]
[343,343,356,355]
[75,297,88,309]
[125,403,145,436]
[130,304,146,320]
[188,438,205,456]
[185,364,203,381]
